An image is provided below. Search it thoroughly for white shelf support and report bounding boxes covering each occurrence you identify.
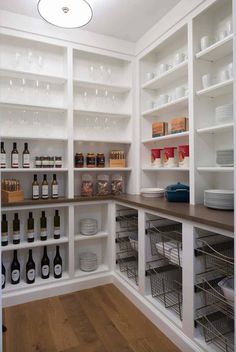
[138,209,146,295]
[67,46,74,198]
[68,205,75,279]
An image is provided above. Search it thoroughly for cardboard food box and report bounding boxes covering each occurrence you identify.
[152,122,168,137]
[171,117,188,134]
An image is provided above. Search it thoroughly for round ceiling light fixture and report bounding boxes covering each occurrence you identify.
[37,0,93,28]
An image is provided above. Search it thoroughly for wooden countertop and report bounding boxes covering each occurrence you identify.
[2,194,234,232]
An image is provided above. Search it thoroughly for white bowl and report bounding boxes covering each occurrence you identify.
[141,188,165,198]
[218,277,234,304]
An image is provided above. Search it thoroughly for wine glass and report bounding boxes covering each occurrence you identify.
[99,64,105,81]
[28,50,33,69]
[15,52,20,67]
[95,88,100,108]
[82,90,88,108]
[38,55,43,70]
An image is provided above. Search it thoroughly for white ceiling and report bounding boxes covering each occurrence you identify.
[0,0,181,42]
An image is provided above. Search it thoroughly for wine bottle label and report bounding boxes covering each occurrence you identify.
[2,274,5,288]
[40,230,47,239]
[54,264,62,276]
[42,185,49,197]
[54,228,60,236]
[27,269,35,281]
[33,185,39,198]
[52,185,58,197]
[27,230,35,239]
[42,265,49,277]
[12,269,20,282]
[12,154,19,167]
[55,160,62,167]
[0,153,6,166]
[2,232,8,243]
[13,231,20,241]
[23,154,30,167]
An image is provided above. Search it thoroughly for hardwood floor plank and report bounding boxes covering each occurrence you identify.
[4,285,181,352]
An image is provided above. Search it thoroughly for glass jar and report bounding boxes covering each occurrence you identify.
[55,156,62,168]
[35,156,42,168]
[96,153,105,168]
[75,153,84,168]
[50,156,55,168]
[86,153,96,168]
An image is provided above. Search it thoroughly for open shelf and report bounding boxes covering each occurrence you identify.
[74,167,132,172]
[1,237,69,252]
[0,67,67,84]
[0,101,67,113]
[74,109,130,119]
[197,122,234,134]
[75,264,110,278]
[197,166,234,172]
[195,34,233,62]
[142,167,189,172]
[74,232,109,241]
[142,96,188,117]
[142,60,188,90]
[196,79,233,98]
[0,135,68,141]
[74,138,132,144]
[142,131,189,144]
[1,168,68,173]
[74,79,130,93]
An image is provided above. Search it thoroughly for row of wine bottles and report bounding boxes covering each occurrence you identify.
[0,142,30,169]
[32,174,59,199]
[1,210,61,246]
[2,246,63,288]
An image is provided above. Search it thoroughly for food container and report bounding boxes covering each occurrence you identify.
[178,145,189,168]
[96,175,109,196]
[86,153,96,168]
[109,150,125,168]
[75,153,84,168]
[165,182,189,202]
[171,117,188,134]
[55,156,62,168]
[151,149,163,167]
[141,188,165,198]
[163,147,177,168]
[111,174,124,195]
[218,277,234,305]
[81,174,93,197]
[152,122,168,138]
[96,153,105,168]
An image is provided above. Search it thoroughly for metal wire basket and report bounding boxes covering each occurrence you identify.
[116,251,138,285]
[116,209,138,229]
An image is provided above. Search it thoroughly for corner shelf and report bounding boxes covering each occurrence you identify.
[195,34,233,62]
[1,237,69,252]
[74,232,109,241]
[142,131,189,144]
[0,67,67,84]
[197,122,234,134]
[142,96,188,117]
[142,60,188,90]
[197,166,234,172]
[142,166,189,172]
[196,79,233,98]
[74,79,130,93]
[1,168,68,173]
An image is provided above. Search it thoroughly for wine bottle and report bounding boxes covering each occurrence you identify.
[54,210,60,239]
[2,262,6,289]
[32,174,40,200]
[51,174,58,199]
[40,211,47,241]
[41,246,50,279]
[26,249,35,284]
[42,174,49,199]
[0,142,6,169]
[53,246,62,279]
[11,142,19,168]
[22,142,30,168]
[1,214,8,246]
[11,250,20,285]
[13,213,20,244]
[27,212,35,243]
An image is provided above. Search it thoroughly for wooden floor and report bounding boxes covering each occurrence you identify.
[3,284,181,352]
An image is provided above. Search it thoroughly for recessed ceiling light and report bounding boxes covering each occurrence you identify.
[37,0,93,29]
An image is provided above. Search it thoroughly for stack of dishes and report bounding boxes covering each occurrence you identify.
[204,189,234,210]
[216,149,234,167]
[215,104,233,124]
[141,188,165,198]
[79,252,98,272]
[80,218,98,236]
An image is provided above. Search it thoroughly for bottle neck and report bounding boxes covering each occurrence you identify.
[13,250,18,260]
[44,246,47,256]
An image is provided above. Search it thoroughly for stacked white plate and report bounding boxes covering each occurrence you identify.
[216,149,234,167]
[80,218,98,236]
[141,188,165,198]
[204,189,234,210]
[215,104,233,124]
[79,252,98,272]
